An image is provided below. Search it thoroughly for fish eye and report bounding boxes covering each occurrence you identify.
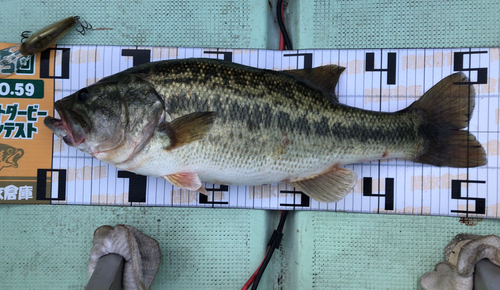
[78,89,89,102]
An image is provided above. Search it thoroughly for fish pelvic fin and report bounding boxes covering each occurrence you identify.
[163,173,208,195]
[290,165,357,203]
[402,72,487,167]
[159,112,216,150]
[283,65,345,103]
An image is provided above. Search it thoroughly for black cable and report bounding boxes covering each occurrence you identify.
[251,211,289,290]
[248,3,293,288]
[277,0,293,50]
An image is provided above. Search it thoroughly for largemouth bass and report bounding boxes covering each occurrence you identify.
[44,58,487,202]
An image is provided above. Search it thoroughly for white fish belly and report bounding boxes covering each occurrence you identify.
[119,121,414,186]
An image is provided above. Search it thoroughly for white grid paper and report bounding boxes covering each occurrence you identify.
[49,46,500,218]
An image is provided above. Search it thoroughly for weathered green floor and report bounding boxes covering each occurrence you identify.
[1,0,499,289]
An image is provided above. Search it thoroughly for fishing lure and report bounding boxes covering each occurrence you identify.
[0,16,91,76]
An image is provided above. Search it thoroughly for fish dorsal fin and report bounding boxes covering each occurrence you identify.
[283,65,345,103]
[290,165,357,203]
[158,112,216,150]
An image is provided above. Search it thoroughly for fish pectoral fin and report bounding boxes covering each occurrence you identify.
[159,112,216,150]
[163,173,209,195]
[290,166,357,203]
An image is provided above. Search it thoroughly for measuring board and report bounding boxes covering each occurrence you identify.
[0,44,499,219]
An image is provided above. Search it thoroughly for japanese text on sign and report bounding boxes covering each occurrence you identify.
[0,185,33,200]
[0,103,48,139]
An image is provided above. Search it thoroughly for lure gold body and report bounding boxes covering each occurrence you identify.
[19,17,76,56]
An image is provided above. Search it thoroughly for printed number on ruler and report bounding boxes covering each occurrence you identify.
[362,177,394,211]
[451,180,486,215]
[365,52,397,84]
[199,185,229,205]
[280,188,310,207]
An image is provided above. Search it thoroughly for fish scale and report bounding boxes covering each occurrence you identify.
[128,60,423,189]
[143,60,422,159]
[44,58,486,203]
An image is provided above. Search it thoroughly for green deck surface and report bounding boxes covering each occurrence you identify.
[1,0,499,289]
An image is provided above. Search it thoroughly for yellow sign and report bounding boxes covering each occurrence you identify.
[0,43,53,204]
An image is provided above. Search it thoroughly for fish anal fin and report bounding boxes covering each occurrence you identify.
[163,172,208,195]
[290,165,357,203]
[159,112,216,150]
[283,65,345,103]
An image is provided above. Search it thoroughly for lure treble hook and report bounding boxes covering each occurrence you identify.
[74,16,92,35]
[20,31,32,43]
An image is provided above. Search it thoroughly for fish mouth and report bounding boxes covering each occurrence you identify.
[44,102,87,146]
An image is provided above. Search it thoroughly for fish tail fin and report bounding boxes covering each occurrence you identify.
[403,72,486,167]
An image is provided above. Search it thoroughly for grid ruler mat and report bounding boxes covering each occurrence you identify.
[0,44,499,219]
